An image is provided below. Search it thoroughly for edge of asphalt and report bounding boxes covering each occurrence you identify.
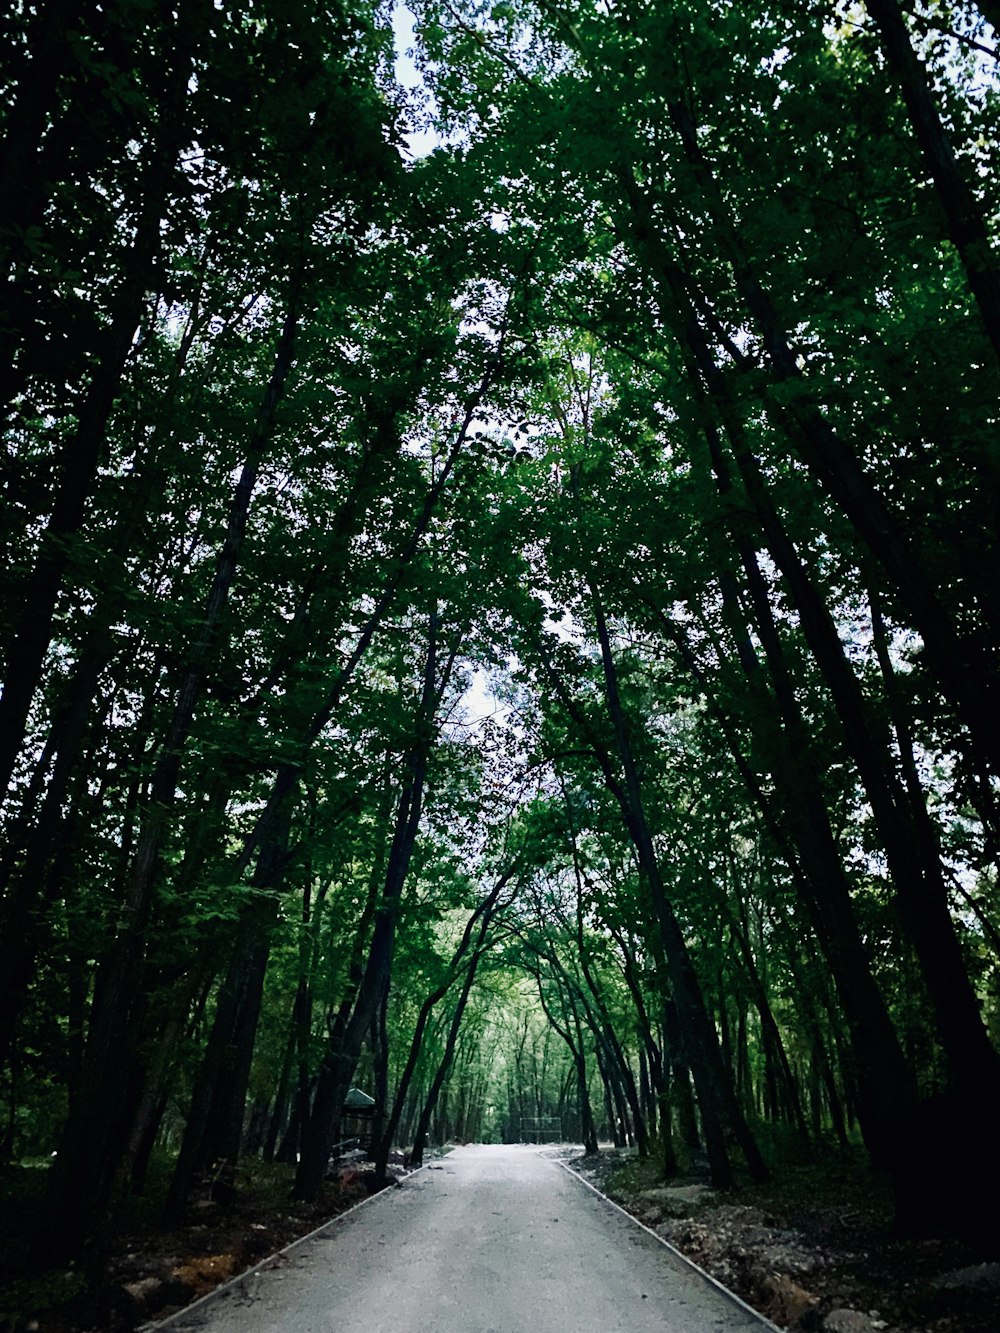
[550,1154,782,1332]
[142,1147,780,1332]
[140,1165,426,1332]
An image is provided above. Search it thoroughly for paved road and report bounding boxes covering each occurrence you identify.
[159,1145,770,1333]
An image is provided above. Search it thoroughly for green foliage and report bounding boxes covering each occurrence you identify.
[1,0,998,1267]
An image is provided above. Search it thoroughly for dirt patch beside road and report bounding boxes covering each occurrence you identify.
[0,1160,408,1332]
[559,1148,1000,1333]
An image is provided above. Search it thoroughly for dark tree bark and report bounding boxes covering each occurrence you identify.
[576,958,649,1158]
[728,911,810,1142]
[294,610,456,1201]
[529,970,599,1156]
[864,0,1000,368]
[551,813,650,1157]
[163,806,291,1221]
[369,986,390,1161]
[662,223,1000,1118]
[0,297,207,1078]
[0,0,104,413]
[36,279,302,1262]
[621,160,1000,778]
[662,996,700,1153]
[264,990,305,1165]
[0,0,92,262]
[618,225,920,1165]
[580,589,769,1185]
[0,8,200,797]
[263,864,330,1166]
[608,926,665,1136]
[373,872,510,1179]
[407,943,488,1168]
[646,591,915,1164]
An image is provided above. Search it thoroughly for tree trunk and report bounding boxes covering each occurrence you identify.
[164,808,290,1220]
[622,165,1000,776]
[0,10,198,796]
[0,279,212,1077]
[37,283,301,1261]
[729,914,810,1143]
[294,611,449,1201]
[623,255,918,1165]
[864,0,1000,368]
[374,873,509,1179]
[529,968,598,1155]
[408,945,486,1168]
[586,591,768,1185]
[658,995,698,1153]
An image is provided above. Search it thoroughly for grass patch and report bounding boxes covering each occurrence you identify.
[0,1267,89,1330]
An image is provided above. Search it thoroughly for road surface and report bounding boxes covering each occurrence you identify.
[157,1145,771,1333]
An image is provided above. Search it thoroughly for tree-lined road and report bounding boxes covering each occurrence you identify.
[163,1146,770,1333]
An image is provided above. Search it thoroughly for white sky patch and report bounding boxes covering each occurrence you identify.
[462,665,502,722]
[392,3,439,159]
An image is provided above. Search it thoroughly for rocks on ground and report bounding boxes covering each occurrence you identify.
[562,1148,997,1333]
[100,1162,410,1330]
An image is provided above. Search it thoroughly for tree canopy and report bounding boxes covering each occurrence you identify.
[1,0,998,1270]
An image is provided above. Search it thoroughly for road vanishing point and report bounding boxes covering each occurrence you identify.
[155,1144,774,1333]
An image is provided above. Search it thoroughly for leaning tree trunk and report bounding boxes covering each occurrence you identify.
[529,968,599,1157]
[294,611,448,1201]
[585,590,769,1187]
[864,0,1000,370]
[621,163,1000,777]
[729,911,810,1143]
[0,300,206,1078]
[622,268,918,1168]
[0,6,199,798]
[373,872,509,1180]
[408,946,486,1169]
[37,279,302,1263]
[563,809,651,1158]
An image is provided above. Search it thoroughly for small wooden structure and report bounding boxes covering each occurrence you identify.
[335,1086,377,1158]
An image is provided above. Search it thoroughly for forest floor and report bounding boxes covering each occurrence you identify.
[560,1145,1000,1333]
[2,1145,999,1332]
[0,1156,412,1332]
